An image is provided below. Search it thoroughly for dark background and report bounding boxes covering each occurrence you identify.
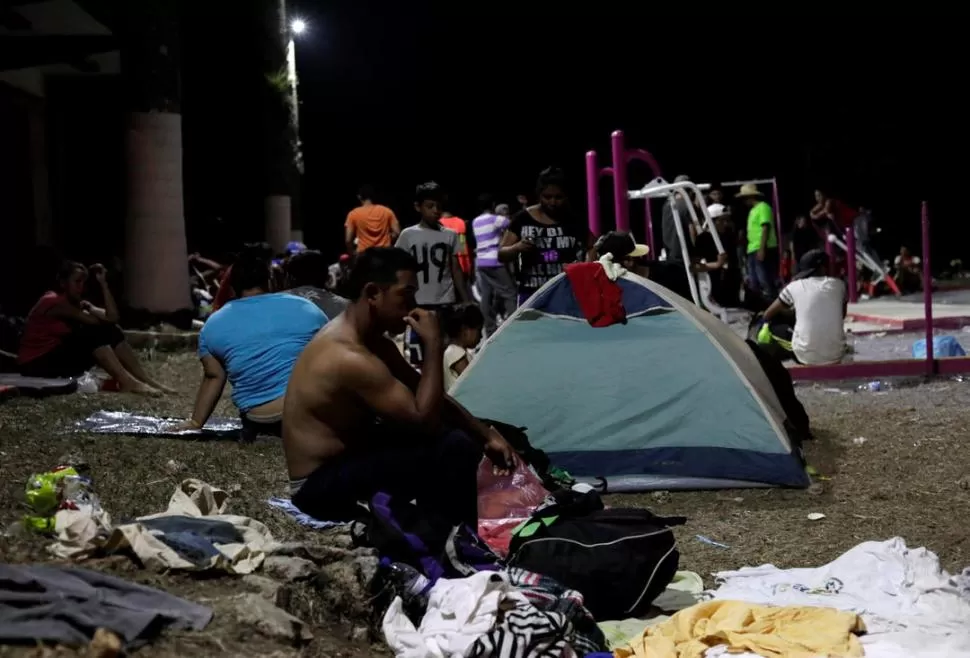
[45,6,967,270]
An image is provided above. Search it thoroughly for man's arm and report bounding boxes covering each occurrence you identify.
[389,212,401,242]
[345,339,444,429]
[344,223,356,255]
[764,284,794,321]
[452,256,469,302]
[763,298,789,321]
[372,337,491,443]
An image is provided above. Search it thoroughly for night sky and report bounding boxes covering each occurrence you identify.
[46,6,968,269]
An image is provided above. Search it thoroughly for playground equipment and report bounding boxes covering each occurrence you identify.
[627,178,725,310]
[587,131,731,312]
[585,130,663,254]
[825,222,901,302]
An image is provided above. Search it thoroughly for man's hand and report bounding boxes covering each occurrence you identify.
[756,248,766,262]
[89,263,107,284]
[483,426,518,476]
[404,309,440,345]
[716,253,729,268]
[515,240,536,254]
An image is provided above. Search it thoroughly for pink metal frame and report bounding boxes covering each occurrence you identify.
[586,130,662,254]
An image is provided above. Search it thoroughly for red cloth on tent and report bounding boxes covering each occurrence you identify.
[564,262,626,327]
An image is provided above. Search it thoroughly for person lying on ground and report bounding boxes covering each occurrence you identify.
[174,251,328,435]
[763,249,847,366]
[17,261,172,394]
[282,249,349,320]
[282,247,518,527]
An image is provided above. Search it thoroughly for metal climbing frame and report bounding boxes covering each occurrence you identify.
[628,178,726,309]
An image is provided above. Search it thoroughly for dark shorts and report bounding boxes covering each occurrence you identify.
[290,423,482,527]
[20,323,125,379]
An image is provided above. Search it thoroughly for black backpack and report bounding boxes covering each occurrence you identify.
[507,491,686,621]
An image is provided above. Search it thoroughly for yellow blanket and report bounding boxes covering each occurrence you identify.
[615,600,866,658]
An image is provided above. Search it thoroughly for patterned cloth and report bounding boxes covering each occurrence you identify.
[465,567,607,658]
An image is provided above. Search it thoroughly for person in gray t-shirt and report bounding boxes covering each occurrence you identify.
[395,182,469,308]
[661,175,697,263]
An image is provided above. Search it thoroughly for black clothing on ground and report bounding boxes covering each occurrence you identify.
[291,424,482,527]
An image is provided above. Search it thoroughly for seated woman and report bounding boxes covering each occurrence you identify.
[175,251,328,437]
[17,261,170,395]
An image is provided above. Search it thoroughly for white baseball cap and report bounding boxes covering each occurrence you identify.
[707,203,730,218]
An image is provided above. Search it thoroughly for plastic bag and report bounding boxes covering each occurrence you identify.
[23,465,102,532]
[477,458,549,521]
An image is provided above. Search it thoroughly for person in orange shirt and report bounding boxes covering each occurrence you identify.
[344,184,400,254]
[440,211,473,274]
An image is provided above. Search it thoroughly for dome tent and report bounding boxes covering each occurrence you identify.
[450,271,809,491]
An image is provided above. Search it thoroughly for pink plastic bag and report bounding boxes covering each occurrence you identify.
[477,458,549,556]
[477,457,549,520]
[478,518,526,557]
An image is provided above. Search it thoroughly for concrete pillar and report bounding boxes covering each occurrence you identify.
[259,0,301,247]
[120,0,191,313]
[27,105,52,246]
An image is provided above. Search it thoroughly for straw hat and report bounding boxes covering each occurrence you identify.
[736,183,763,198]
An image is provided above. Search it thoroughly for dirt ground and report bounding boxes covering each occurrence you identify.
[2,351,970,656]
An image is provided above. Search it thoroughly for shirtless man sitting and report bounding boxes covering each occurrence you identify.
[283,247,518,527]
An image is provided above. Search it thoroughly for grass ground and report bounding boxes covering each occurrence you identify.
[2,351,969,656]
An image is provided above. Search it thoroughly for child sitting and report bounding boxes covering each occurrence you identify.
[443,303,484,391]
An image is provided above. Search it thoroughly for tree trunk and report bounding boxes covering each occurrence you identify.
[119,0,191,313]
[258,0,301,252]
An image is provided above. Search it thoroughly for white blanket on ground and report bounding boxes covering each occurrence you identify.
[709,537,970,658]
[383,571,509,658]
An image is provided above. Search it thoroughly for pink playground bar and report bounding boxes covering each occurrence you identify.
[586,130,663,254]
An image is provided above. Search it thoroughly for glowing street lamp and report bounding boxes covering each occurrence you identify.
[291,18,306,35]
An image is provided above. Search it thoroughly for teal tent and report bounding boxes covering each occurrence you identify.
[451,272,809,491]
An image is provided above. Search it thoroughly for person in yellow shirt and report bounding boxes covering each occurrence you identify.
[738,183,779,302]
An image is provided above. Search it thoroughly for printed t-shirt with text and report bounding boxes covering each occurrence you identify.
[507,210,584,296]
[746,200,778,255]
[395,224,460,306]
